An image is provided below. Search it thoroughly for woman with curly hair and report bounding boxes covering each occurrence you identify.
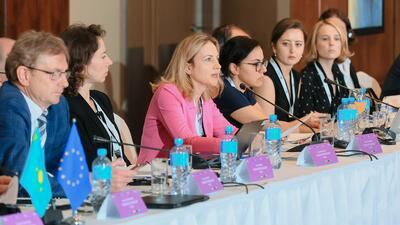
[61,24,135,191]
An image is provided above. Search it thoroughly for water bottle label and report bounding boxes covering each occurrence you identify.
[266,128,281,140]
[363,99,370,111]
[337,109,353,121]
[93,165,112,180]
[351,109,358,120]
[220,141,238,153]
[170,152,189,166]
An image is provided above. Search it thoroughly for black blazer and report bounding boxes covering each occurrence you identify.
[66,90,129,169]
[298,61,349,117]
[265,59,301,122]
[381,55,400,98]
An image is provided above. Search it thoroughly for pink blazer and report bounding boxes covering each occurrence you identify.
[137,83,236,164]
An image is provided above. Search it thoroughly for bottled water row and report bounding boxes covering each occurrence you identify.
[89,117,283,211]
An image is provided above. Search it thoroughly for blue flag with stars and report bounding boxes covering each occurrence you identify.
[20,128,52,217]
[57,121,92,211]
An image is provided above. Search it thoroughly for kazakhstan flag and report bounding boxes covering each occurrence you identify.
[20,128,52,217]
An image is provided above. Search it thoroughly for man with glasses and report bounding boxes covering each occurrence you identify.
[0,31,70,197]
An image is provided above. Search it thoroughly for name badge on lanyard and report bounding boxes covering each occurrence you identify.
[314,62,333,105]
[270,58,296,115]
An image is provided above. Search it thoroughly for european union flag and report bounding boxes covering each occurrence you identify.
[57,121,92,211]
[20,128,52,217]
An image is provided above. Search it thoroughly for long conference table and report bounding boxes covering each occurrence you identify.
[79,141,400,225]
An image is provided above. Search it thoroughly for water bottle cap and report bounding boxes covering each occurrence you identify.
[97,148,107,157]
[341,98,349,104]
[269,114,278,122]
[348,97,355,103]
[174,138,184,146]
[225,125,234,135]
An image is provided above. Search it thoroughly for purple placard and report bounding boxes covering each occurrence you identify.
[246,156,274,182]
[308,143,338,166]
[191,169,223,194]
[355,133,383,154]
[110,189,148,218]
[2,212,43,225]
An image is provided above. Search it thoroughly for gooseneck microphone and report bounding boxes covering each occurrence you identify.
[92,135,213,169]
[324,78,399,110]
[239,83,320,141]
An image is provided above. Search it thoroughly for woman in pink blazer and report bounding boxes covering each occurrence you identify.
[138,33,236,164]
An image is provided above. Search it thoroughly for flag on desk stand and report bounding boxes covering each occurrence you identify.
[20,128,52,217]
[57,120,91,211]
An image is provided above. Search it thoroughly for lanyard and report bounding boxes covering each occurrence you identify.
[314,62,334,105]
[269,58,296,114]
[91,97,122,160]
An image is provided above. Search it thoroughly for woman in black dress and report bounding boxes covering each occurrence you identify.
[61,24,135,191]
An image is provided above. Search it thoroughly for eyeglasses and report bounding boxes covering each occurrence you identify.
[242,60,267,72]
[23,65,70,80]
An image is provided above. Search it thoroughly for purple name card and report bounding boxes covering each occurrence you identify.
[110,189,148,218]
[308,143,338,166]
[246,156,274,181]
[191,169,223,194]
[355,133,383,154]
[2,212,43,225]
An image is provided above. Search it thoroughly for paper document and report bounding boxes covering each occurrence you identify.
[282,114,311,137]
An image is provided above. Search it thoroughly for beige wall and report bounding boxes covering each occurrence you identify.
[69,0,126,112]
[221,0,283,57]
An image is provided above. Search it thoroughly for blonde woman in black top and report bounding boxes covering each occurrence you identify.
[298,20,351,116]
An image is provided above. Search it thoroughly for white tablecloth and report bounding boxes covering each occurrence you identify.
[84,144,400,225]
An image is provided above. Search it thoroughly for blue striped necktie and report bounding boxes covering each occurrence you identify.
[37,110,48,147]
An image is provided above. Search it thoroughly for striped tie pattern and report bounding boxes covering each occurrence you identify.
[37,110,48,147]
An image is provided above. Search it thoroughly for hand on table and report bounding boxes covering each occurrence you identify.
[0,176,12,194]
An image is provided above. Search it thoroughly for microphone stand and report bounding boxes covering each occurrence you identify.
[239,83,320,142]
[92,136,214,169]
[324,78,399,110]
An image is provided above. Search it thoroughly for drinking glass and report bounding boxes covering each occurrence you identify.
[151,158,168,195]
[319,116,335,145]
[248,132,265,156]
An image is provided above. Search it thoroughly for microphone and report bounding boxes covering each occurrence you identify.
[92,135,214,169]
[239,83,320,143]
[324,78,399,110]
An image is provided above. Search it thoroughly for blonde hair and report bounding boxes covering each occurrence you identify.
[303,20,353,63]
[152,32,222,99]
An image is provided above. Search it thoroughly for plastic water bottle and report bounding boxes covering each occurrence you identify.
[220,125,238,183]
[347,97,359,135]
[356,88,371,116]
[170,138,190,195]
[337,98,353,142]
[265,114,282,169]
[91,148,112,212]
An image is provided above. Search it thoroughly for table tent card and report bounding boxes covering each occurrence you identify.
[1,212,43,225]
[297,142,338,167]
[187,169,223,195]
[236,156,274,183]
[346,133,383,154]
[97,189,148,220]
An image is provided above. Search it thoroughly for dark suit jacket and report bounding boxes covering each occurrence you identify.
[0,82,70,197]
[381,55,400,98]
[66,90,129,169]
